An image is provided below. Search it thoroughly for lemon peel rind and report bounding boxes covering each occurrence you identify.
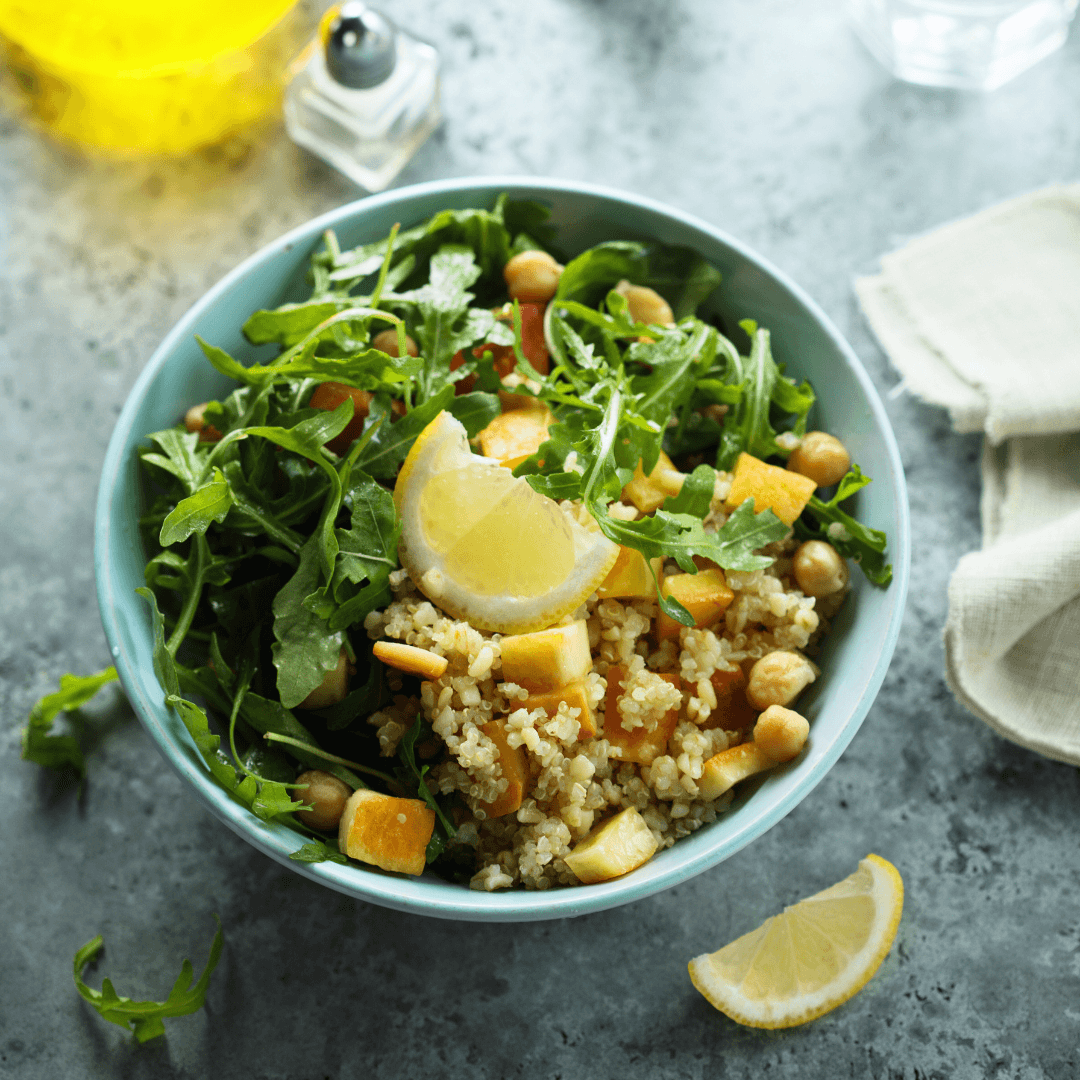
[688,854,904,1030]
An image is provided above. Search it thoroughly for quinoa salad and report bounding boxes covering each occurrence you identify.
[137,196,891,890]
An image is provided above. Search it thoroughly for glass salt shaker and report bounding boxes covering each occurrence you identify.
[284,2,440,191]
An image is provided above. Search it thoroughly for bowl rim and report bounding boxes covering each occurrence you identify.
[95,175,910,921]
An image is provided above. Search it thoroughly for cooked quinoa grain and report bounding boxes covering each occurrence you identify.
[363,525,843,890]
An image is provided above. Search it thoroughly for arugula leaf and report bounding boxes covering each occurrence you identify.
[271,536,345,710]
[74,918,223,1043]
[397,717,456,862]
[715,322,815,470]
[289,840,347,865]
[663,464,716,517]
[242,301,344,346]
[21,668,119,775]
[159,468,233,547]
[326,471,400,631]
[797,465,892,586]
[595,499,788,576]
[356,385,454,479]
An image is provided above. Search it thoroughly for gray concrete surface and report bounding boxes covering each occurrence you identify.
[3,1,1080,1076]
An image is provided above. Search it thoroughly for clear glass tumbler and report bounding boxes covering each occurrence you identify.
[849,0,1079,89]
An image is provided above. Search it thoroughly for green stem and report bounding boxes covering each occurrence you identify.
[263,732,407,795]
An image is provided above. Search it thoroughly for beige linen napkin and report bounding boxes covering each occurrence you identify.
[856,186,1080,765]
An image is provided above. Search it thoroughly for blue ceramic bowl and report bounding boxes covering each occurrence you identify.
[95,177,910,922]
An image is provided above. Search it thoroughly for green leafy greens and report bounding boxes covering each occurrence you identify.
[73,918,223,1043]
[22,668,119,775]
[134,195,890,880]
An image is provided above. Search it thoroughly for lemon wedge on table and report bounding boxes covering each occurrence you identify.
[689,854,904,1029]
[393,411,619,634]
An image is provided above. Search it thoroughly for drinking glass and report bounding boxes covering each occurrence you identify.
[849,0,1079,89]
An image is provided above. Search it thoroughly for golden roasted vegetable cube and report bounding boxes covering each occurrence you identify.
[724,452,816,526]
[523,679,597,739]
[621,450,685,514]
[480,721,528,818]
[499,621,592,692]
[655,568,735,641]
[596,545,663,600]
[478,406,554,469]
[338,789,436,876]
[602,665,681,765]
[564,806,659,883]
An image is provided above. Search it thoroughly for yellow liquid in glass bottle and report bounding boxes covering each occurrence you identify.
[0,1,306,153]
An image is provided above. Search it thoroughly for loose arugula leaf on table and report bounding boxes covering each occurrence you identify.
[796,465,893,586]
[74,918,223,1043]
[21,668,119,775]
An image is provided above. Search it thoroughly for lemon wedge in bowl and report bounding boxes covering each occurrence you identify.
[688,854,904,1029]
[393,411,619,634]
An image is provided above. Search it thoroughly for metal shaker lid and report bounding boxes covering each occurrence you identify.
[324,3,397,89]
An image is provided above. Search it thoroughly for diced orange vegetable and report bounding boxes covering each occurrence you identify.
[602,664,681,765]
[699,666,758,732]
[621,450,685,514]
[596,546,663,600]
[479,720,528,818]
[478,406,554,469]
[655,568,735,641]
[724,452,816,526]
[499,621,592,693]
[523,679,597,739]
[337,789,436,876]
[449,302,550,394]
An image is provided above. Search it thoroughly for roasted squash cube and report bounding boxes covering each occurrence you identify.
[596,545,663,601]
[564,807,659,884]
[500,621,592,693]
[724,451,816,526]
[704,665,758,731]
[602,665,681,765]
[478,406,554,469]
[655,568,735,641]
[622,450,685,514]
[479,721,528,818]
[338,789,436,876]
[522,679,597,739]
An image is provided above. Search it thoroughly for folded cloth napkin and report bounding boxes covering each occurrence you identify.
[856,185,1080,766]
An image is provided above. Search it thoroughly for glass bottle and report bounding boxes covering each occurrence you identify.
[284,2,441,191]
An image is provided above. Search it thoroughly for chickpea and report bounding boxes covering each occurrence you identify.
[298,648,351,710]
[787,431,851,488]
[295,770,353,832]
[371,328,419,357]
[183,403,221,443]
[746,651,817,711]
[753,705,811,763]
[614,280,675,327]
[793,540,849,598]
[503,250,562,302]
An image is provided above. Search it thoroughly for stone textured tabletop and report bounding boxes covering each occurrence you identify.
[3,2,1080,1076]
